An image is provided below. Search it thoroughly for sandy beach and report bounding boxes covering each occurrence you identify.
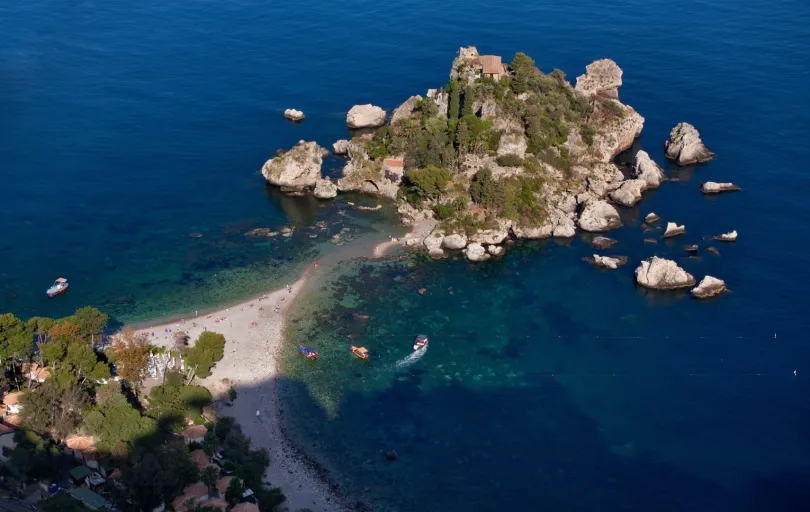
[372,217,437,258]
[137,265,347,512]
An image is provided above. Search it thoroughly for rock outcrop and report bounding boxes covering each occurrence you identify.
[497,132,528,159]
[391,95,423,125]
[586,254,628,270]
[487,245,505,257]
[336,147,399,199]
[575,59,623,100]
[450,46,481,83]
[313,178,338,199]
[701,182,740,194]
[511,223,553,239]
[610,179,647,207]
[633,151,666,188]
[635,257,696,289]
[261,141,324,194]
[428,248,445,259]
[665,123,715,165]
[283,109,305,121]
[663,222,685,238]
[463,243,490,262]
[423,232,445,252]
[645,212,660,224]
[346,104,387,129]
[469,222,510,245]
[332,139,350,155]
[591,236,617,249]
[691,276,727,298]
[714,230,737,242]
[442,233,468,250]
[578,200,623,232]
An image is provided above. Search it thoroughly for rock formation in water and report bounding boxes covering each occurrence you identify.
[346,104,387,128]
[261,140,325,195]
[645,212,660,224]
[591,236,617,249]
[313,178,338,199]
[442,233,468,250]
[691,276,727,298]
[665,122,715,165]
[663,222,685,238]
[283,108,305,121]
[633,150,666,188]
[610,179,648,207]
[714,230,737,242]
[701,181,740,194]
[586,254,627,270]
[332,139,350,155]
[463,243,490,262]
[578,200,623,232]
[635,257,696,289]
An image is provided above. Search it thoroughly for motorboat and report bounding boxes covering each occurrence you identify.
[46,277,69,297]
[297,345,319,361]
[350,346,369,360]
[413,334,428,351]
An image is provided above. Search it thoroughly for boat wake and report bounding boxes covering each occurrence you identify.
[394,347,427,369]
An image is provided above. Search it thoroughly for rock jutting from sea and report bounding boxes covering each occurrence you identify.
[259,46,677,261]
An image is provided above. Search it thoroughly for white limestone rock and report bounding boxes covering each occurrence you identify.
[496,132,528,159]
[635,257,696,289]
[610,179,647,207]
[633,150,666,188]
[645,212,660,224]
[428,248,445,259]
[575,59,623,100]
[663,222,685,238]
[665,122,715,165]
[332,139,350,155]
[586,254,628,270]
[261,141,324,193]
[391,95,423,125]
[346,104,387,129]
[469,222,510,245]
[511,223,553,239]
[701,182,740,194]
[714,230,737,242]
[578,200,623,233]
[283,108,305,121]
[423,232,445,252]
[591,236,617,250]
[691,276,727,298]
[313,178,337,199]
[464,242,490,262]
[442,233,468,250]
[487,245,505,257]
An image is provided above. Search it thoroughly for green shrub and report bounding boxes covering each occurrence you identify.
[469,168,506,211]
[448,79,460,121]
[580,124,596,146]
[228,387,238,401]
[432,203,455,220]
[183,331,225,379]
[599,98,625,118]
[403,166,451,200]
[366,126,392,160]
[148,384,212,430]
[496,154,524,167]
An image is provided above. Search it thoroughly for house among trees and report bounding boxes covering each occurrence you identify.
[65,435,103,471]
[69,486,108,511]
[476,55,509,79]
[180,424,208,445]
[2,391,24,415]
[190,448,212,472]
[22,362,51,383]
[383,157,405,183]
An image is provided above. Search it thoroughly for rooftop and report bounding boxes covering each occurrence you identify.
[181,424,208,439]
[478,55,506,75]
[190,449,210,471]
[2,391,23,406]
[216,475,234,494]
[69,486,106,510]
[231,503,260,512]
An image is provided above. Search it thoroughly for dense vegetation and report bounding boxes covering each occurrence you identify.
[183,331,226,380]
[358,50,618,232]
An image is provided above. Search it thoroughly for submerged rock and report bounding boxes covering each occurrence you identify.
[691,276,727,299]
[633,150,666,188]
[578,200,623,232]
[663,222,685,238]
[313,178,338,199]
[261,140,324,194]
[665,122,715,165]
[346,104,386,129]
[701,182,740,194]
[585,254,628,270]
[645,212,660,224]
[332,139,350,155]
[685,244,699,254]
[714,230,738,242]
[463,243,490,262]
[707,247,720,256]
[643,238,658,244]
[283,108,305,121]
[591,236,617,250]
[635,256,696,289]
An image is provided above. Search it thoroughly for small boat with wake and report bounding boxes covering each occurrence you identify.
[297,345,319,361]
[350,346,369,360]
[46,277,69,297]
[413,334,428,351]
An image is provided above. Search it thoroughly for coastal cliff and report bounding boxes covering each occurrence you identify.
[262,47,650,259]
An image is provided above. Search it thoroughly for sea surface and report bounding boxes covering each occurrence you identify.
[3,0,810,510]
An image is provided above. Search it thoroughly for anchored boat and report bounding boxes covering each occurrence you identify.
[46,277,69,297]
[297,345,319,361]
[413,334,428,351]
[350,345,369,360]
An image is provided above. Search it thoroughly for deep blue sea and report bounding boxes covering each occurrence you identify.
[3,0,810,510]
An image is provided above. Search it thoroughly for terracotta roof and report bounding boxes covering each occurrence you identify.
[29,367,51,381]
[66,435,102,460]
[478,55,505,75]
[108,469,123,480]
[231,503,260,512]
[201,497,228,510]
[172,481,209,511]
[2,391,23,406]
[190,449,210,471]
[3,414,22,427]
[216,476,234,494]
[383,158,404,168]
[181,424,208,439]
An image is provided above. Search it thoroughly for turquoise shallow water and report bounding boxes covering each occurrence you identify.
[3,0,810,509]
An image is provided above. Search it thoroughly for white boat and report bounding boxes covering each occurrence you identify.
[46,277,69,297]
[413,334,428,351]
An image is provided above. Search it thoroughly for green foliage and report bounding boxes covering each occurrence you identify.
[536,147,572,177]
[70,306,109,341]
[84,382,158,453]
[455,114,494,154]
[598,97,625,118]
[26,316,55,344]
[7,430,64,480]
[228,387,238,401]
[403,166,451,200]
[403,116,454,170]
[64,342,111,381]
[495,154,524,167]
[37,493,87,512]
[201,465,219,494]
[210,417,270,491]
[469,168,505,211]
[461,85,475,117]
[20,379,89,440]
[0,312,33,365]
[147,383,212,430]
[580,123,596,146]
[500,176,547,223]
[257,487,287,512]
[366,126,392,160]
[509,52,536,94]
[183,331,226,380]
[431,203,455,220]
[225,477,246,505]
[448,79,460,121]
